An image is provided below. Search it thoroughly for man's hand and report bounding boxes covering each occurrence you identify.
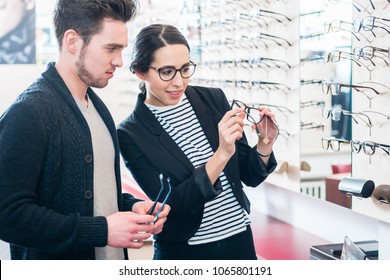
[133,201,171,234]
[106,211,155,249]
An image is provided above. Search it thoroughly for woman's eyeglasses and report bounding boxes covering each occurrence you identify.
[147,174,172,223]
[148,62,197,82]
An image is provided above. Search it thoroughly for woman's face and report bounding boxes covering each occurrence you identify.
[137,44,192,107]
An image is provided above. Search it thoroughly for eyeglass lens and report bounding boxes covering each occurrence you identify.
[351,140,376,155]
[231,100,265,123]
[322,138,340,151]
[157,64,196,81]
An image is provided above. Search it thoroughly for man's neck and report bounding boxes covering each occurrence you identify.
[55,59,89,107]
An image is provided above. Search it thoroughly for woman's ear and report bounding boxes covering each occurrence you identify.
[134,71,147,81]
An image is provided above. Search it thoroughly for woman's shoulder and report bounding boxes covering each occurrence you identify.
[186,85,226,104]
[186,85,229,116]
[187,85,224,95]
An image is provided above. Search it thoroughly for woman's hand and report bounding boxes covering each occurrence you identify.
[217,107,246,159]
[206,107,245,185]
[252,107,278,156]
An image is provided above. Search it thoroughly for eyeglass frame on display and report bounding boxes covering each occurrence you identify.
[321,106,373,127]
[353,46,390,66]
[353,16,390,36]
[326,50,374,68]
[351,140,390,156]
[250,32,293,49]
[300,100,325,108]
[252,101,295,116]
[360,110,390,127]
[300,122,325,131]
[246,56,292,70]
[253,9,292,24]
[323,19,368,42]
[321,80,380,97]
[322,137,351,152]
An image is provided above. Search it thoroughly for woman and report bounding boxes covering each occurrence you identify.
[117,23,278,260]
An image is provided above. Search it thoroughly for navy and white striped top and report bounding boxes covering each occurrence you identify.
[147,95,250,245]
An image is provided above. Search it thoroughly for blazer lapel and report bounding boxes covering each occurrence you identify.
[185,87,220,153]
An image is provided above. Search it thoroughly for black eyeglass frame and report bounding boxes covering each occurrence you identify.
[148,61,197,82]
[351,140,390,156]
[230,99,280,142]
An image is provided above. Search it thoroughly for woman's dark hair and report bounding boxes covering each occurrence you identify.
[54,0,138,48]
[130,24,190,74]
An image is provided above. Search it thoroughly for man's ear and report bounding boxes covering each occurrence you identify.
[63,29,80,54]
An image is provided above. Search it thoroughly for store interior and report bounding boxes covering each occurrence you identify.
[1,0,390,260]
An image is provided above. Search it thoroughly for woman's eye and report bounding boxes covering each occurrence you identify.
[161,68,174,76]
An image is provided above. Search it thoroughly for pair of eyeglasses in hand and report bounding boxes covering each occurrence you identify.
[147,174,171,223]
[230,99,279,143]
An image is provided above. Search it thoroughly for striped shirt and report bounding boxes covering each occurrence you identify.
[147,95,250,245]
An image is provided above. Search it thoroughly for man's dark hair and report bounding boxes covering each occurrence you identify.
[54,0,138,48]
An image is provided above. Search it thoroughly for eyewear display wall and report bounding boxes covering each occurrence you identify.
[6,0,388,228]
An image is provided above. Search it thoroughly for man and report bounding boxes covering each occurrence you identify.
[0,0,169,260]
[0,0,36,64]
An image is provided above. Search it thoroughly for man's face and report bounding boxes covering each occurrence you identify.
[75,19,128,89]
[0,0,34,38]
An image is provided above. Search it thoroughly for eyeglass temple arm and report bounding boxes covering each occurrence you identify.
[147,173,165,215]
[153,177,172,223]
